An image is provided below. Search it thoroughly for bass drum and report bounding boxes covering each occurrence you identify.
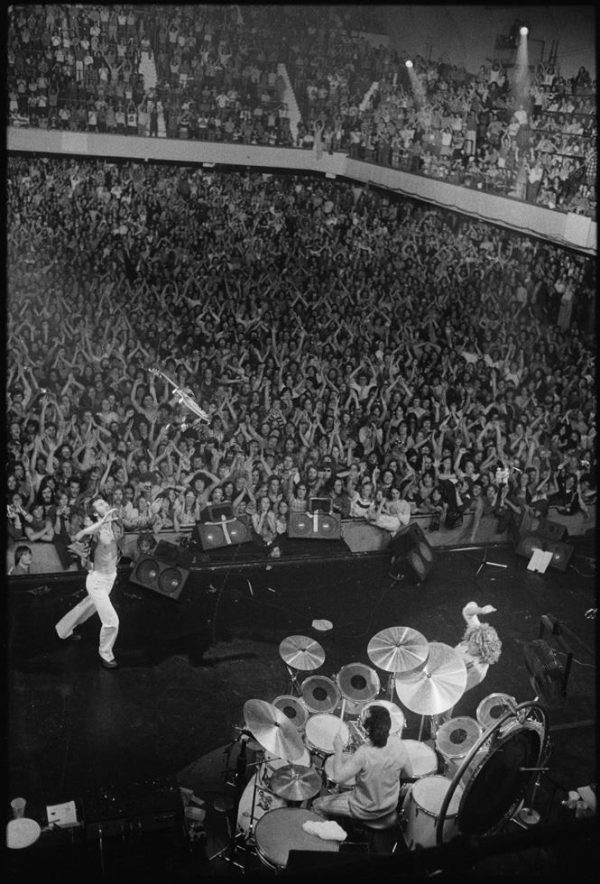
[456,714,548,837]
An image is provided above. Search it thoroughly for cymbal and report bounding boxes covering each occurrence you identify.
[268,763,322,802]
[367,626,429,674]
[279,635,325,671]
[336,662,381,703]
[243,699,306,762]
[394,642,467,716]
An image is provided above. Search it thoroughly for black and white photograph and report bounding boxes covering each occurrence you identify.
[6,4,596,881]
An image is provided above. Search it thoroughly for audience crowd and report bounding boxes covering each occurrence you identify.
[7,5,596,217]
[7,155,596,571]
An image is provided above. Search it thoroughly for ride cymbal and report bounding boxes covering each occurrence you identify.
[279,635,326,671]
[367,626,429,675]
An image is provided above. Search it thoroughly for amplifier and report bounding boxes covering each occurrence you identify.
[83,776,182,841]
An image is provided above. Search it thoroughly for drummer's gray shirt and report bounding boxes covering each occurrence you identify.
[348,734,409,819]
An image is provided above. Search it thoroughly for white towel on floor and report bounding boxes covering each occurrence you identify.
[302,820,347,841]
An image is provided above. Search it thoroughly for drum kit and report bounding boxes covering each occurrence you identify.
[214,628,549,871]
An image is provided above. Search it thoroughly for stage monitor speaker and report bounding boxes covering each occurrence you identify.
[194,518,252,550]
[536,518,568,543]
[389,522,434,583]
[288,511,341,540]
[308,497,332,515]
[154,540,193,568]
[516,535,574,572]
[199,503,234,523]
[129,555,190,600]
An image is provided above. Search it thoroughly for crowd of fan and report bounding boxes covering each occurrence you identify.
[7,4,293,146]
[7,5,596,216]
[6,156,596,573]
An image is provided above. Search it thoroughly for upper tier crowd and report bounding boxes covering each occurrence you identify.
[7,4,596,218]
[6,156,596,572]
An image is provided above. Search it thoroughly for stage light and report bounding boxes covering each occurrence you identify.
[405,59,413,68]
[520,26,528,36]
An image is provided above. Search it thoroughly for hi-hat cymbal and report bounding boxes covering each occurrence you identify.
[279,636,325,671]
[336,663,381,703]
[268,764,322,802]
[243,699,306,762]
[367,627,429,674]
[394,642,467,716]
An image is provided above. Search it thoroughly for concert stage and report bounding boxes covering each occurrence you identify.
[7,533,596,880]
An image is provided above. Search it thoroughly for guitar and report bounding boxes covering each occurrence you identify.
[149,367,210,424]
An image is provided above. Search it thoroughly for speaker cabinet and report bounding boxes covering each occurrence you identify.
[389,522,434,583]
[515,535,574,572]
[199,503,234,523]
[536,518,568,542]
[287,511,341,540]
[193,518,252,550]
[129,556,190,600]
[523,638,566,704]
[154,540,193,568]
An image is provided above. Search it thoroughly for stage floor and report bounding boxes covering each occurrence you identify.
[7,539,597,879]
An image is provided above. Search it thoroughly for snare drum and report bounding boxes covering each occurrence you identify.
[476,693,517,733]
[324,752,356,792]
[273,695,310,732]
[360,700,406,735]
[254,808,340,871]
[304,714,349,760]
[402,775,464,849]
[403,740,438,779]
[435,717,482,776]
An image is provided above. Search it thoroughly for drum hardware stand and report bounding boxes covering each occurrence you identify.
[510,767,550,829]
[209,731,250,868]
[475,545,508,577]
[285,664,302,696]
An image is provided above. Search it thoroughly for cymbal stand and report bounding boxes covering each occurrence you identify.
[209,732,248,868]
[386,672,397,701]
[285,663,302,695]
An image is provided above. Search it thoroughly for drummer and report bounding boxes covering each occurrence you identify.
[312,706,413,822]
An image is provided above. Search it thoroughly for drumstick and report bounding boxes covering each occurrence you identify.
[339,698,346,721]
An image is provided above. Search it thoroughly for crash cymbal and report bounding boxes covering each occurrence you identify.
[272,695,310,731]
[394,642,467,716]
[436,716,482,759]
[367,627,429,675]
[243,699,305,762]
[301,675,341,714]
[268,763,322,802]
[279,636,326,671]
[336,663,381,703]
